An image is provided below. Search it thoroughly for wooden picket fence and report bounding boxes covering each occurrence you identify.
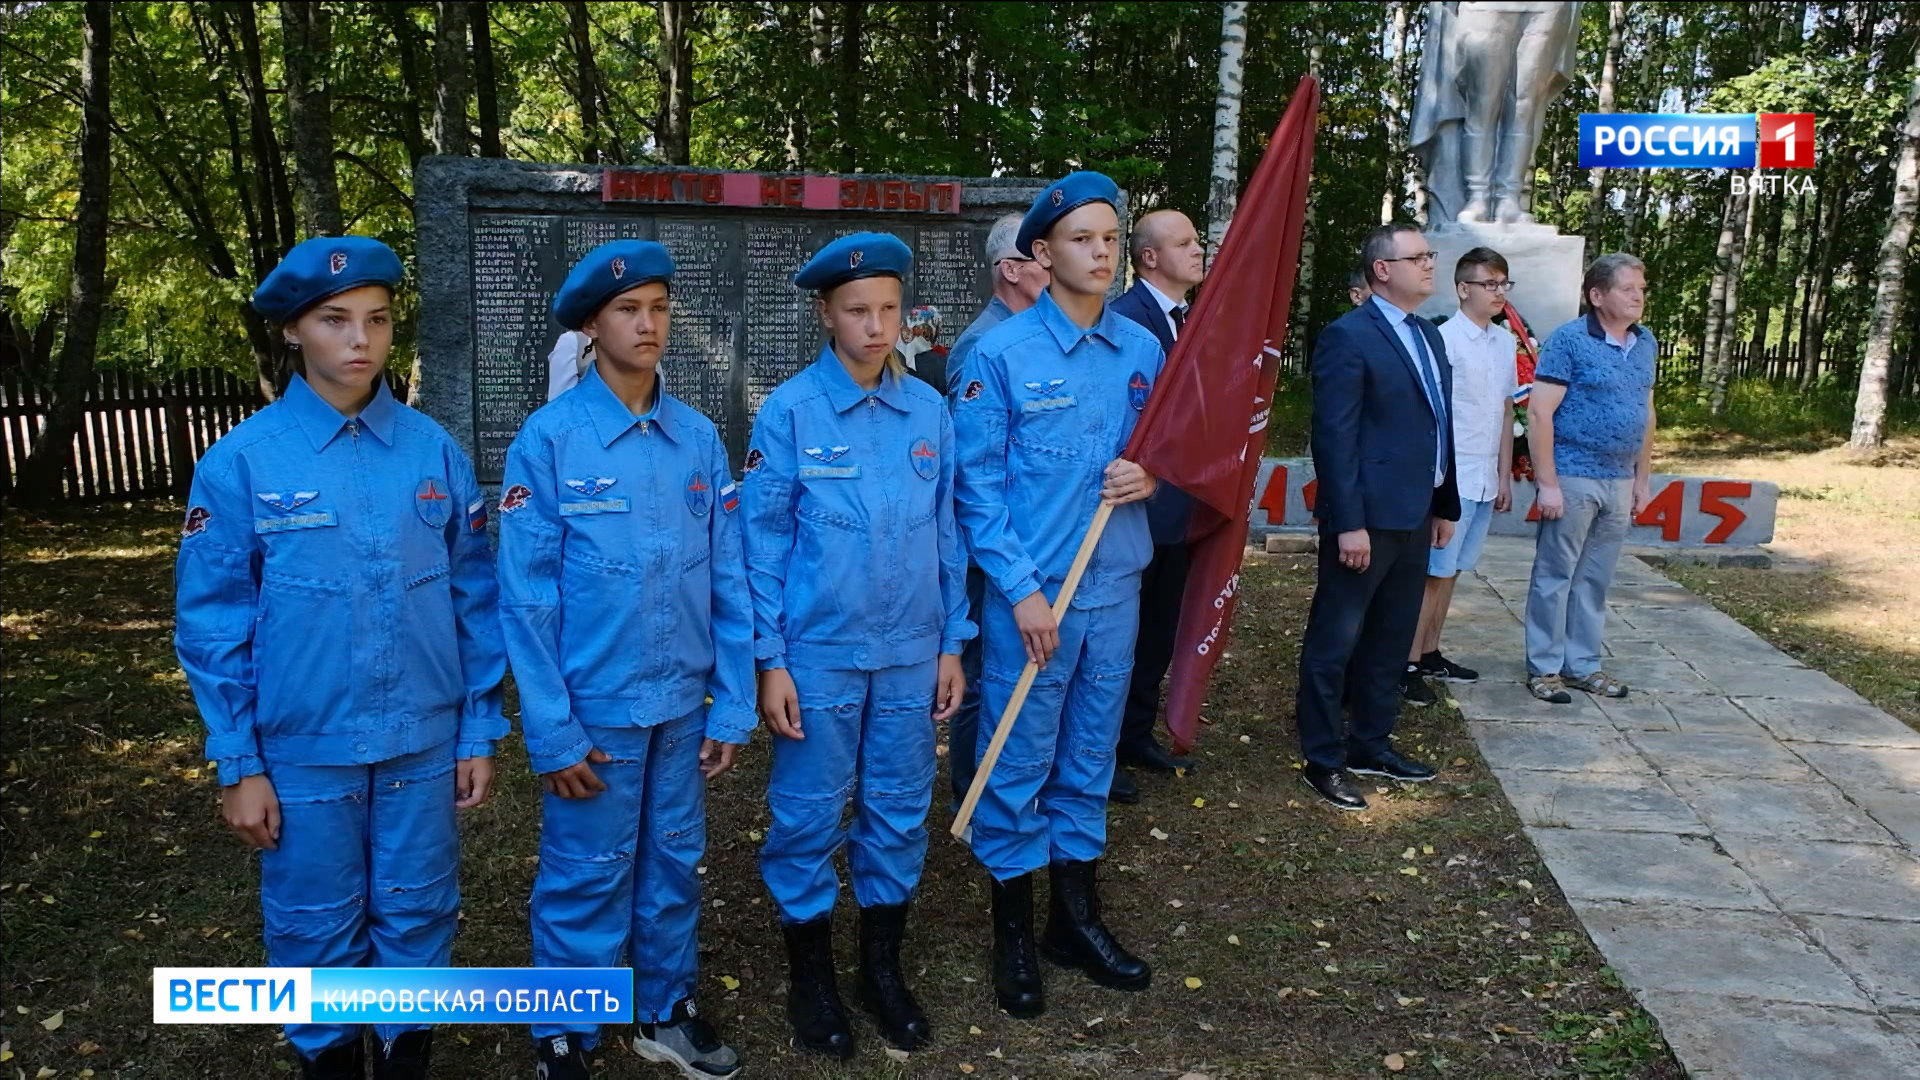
[0,367,406,504]
[1654,339,1857,387]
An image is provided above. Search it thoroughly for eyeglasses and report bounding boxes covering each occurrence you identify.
[1462,279,1515,293]
[1382,251,1438,266]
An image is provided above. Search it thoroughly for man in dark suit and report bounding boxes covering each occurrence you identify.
[1296,222,1461,811]
[1107,210,1206,803]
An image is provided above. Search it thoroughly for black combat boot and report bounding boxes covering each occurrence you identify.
[990,873,1044,1018]
[370,1029,431,1079]
[782,916,855,1060]
[299,1035,365,1080]
[857,902,932,1050]
[1041,859,1151,991]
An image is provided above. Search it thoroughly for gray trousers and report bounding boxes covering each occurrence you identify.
[1525,475,1633,678]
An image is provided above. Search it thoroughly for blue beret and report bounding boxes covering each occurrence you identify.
[1016,171,1121,257]
[552,240,676,330]
[251,236,403,322]
[793,232,913,292]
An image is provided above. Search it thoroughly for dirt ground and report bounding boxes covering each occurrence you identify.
[1654,434,1920,731]
[0,504,1677,1079]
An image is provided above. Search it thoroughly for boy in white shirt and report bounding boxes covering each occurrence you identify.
[1403,247,1517,703]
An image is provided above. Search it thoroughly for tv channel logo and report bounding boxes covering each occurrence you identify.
[1580,113,1816,169]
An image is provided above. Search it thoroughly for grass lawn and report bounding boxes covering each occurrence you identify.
[1653,424,1920,733]
[0,504,1677,1079]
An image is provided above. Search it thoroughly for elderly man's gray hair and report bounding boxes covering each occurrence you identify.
[1581,252,1646,309]
[985,213,1026,264]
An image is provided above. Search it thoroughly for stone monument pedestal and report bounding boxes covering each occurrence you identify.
[1416,222,1586,335]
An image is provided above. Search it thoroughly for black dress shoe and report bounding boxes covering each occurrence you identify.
[1116,736,1192,773]
[1301,764,1367,811]
[1108,769,1139,804]
[1419,650,1479,683]
[1347,749,1436,782]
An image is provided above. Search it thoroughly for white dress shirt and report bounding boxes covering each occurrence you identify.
[1141,278,1186,342]
[1437,310,1518,502]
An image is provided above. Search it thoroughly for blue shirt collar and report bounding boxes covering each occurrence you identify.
[285,373,397,450]
[1584,310,1643,347]
[812,343,910,414]
[579,362,679,446]
[1370,293,1414,328]
[1034,287,1123,353]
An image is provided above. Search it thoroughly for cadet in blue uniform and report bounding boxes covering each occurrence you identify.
[952,173,1165,1018]
[497,241,752,1080]
[744,232,972,1058]
[174,237,507,1080]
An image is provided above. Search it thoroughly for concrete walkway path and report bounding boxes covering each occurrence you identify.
[1441,536,1920,1079]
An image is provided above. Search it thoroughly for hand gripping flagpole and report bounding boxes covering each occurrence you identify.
[950,501,1114,840]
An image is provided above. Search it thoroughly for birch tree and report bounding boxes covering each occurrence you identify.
[1205,0,1248,263]
[431,0,470,156]
[1585,1,1625,250]
[279,0,344,236]
[1851,26,1920,451]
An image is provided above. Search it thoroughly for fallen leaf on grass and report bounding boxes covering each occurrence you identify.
[37,1067,57,1079]
[1421,844,1434,855]
[1168,899,1184,909]
[1517,879,1534,890]
[0,1043,11,1063]
[1192,798,1206,808]
[968,1025,982,1035]
[959,1064,976,1074]
[1398,867,1419,877]
[1183,976,1203,989]
[1276,987,1294,1000]
[88,831,102,839]
[1227,934,1241,946]
[1324,963,1339,973]
[1179,1073,1216,1080]
[1401,847,1417,860]
[1385,1052,1406,1072]
[41,1010,63,1031]
[717,975,739,992]
[74,1042,101,1056]
[1149,828,1169,841]
[1452,757,1468,767]
[885,1047,910,1062]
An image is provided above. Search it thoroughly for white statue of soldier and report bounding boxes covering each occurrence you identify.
[1411,1,1581,228]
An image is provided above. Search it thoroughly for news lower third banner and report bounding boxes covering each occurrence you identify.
[154,968,632,1024]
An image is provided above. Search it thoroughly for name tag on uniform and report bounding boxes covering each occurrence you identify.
[559,497,631,516]
[798,466,860,480]
[1022,395,1077,413]
[255,511,337,534]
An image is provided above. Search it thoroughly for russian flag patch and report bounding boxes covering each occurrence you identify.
[719,481,739,513]
[467,497,488,532]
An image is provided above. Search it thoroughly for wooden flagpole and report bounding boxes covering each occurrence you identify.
[950,501,1115,839]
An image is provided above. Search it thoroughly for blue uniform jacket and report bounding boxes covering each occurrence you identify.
[743,346,973,673]
[174,375,508,786]
[952,289,1166,610]
[496,365,756,774]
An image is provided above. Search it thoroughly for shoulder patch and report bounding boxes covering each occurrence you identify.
[182,505,211,538]
[500,484,532,514]
[962,379,984,402]
[743,447,765,473]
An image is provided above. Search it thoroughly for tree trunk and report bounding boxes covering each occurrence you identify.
[431,0,470,156]
[1700,187,1739,401]
[1851,32,1920,451]
[1800,180,1843,388]
[656,0,694,165]
[220,1,293,272]
[1585,1,1626,250]
[1206,1,1248,262]
[1292,9,1324,361]
[380,2,429,167]
[1711,171,1759,405]
[1749,186,1788,348]
[279,1,345,237]
[836,1,863,172]
[470,2,502,156]
[1784,184,1815,373]
[566,0,600,164]
[1380,1,1408,224]
[15,1,111,508]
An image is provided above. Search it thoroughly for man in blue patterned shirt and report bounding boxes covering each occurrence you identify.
[1522,253,1657,704]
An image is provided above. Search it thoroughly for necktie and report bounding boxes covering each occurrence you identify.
[1408,318,1446,427]
[1170,304,1187,336]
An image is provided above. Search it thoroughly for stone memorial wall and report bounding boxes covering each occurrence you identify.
[414,158,1052,480]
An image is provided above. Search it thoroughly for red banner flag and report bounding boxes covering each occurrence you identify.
[1123,77,1321,754]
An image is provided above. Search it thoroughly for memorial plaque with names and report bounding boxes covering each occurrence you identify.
[417,160,1072,482]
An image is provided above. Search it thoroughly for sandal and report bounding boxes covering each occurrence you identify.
[1527,674,1574,704]
[1565,670,1629,698]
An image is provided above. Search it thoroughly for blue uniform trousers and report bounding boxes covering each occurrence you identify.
[260,742,460,1059]
[761,660,938,922]
[530,711,707,1046]
[971,592,1139,880]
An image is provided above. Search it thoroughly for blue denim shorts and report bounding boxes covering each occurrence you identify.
[1429,497,1497,577]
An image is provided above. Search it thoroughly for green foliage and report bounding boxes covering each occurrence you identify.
[1,0,1914,391]
[1658,375,1920,444]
